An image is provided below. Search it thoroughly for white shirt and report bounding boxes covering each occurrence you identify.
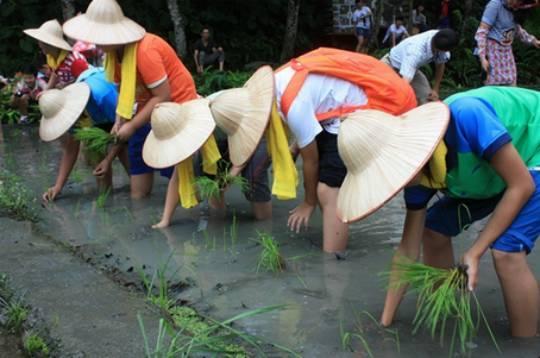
[352,6,372,29]
[388,30,451,80]
[383,24,409,43]
[275,67,368,149]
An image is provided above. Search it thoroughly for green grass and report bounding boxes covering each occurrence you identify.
[0,169,39,222]
[390,259,500,356]
[254,231,285,273]
[23,333,49,357]
[73,127,115,156]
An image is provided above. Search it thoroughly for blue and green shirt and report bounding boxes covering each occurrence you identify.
[405,86,540,209]
[77,67,118,125]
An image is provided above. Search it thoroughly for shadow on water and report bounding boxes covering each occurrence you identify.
[1,126,539,357]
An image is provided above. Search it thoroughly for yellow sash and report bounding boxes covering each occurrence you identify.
[46,51,69,71]
[420,141,448,189]
[104,43,138,119]
[266,102,298,200]
[177,134,221,209]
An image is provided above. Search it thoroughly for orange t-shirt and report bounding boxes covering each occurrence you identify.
[116,33,197,110]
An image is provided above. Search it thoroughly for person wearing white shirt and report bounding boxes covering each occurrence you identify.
[352,0,373,53]
[383,17,409,47]
[381,29,458,104]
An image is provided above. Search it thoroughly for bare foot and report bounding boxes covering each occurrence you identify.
[152,220,170,229]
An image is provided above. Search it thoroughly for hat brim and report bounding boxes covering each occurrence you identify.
[63,14,145,45]
[23,28,73,52]
[39,83,91,142]
[226,66,275,166]
[337,102,450,223]
[142,100,216,169]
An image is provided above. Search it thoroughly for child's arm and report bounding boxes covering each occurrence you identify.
[43,135,80,202]
[153,167,179,229]
[46,72,59,90]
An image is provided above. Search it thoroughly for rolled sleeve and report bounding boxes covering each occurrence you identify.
[137,46,168,89]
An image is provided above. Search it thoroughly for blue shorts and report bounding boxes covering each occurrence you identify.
[426,170,540,254]
[355,27,371,38]
[128,123,173,178]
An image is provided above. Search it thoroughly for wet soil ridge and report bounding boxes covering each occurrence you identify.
[0,274,57,357]
[137,255,300,357]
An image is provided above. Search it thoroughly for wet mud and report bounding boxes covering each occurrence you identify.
[1,126,539,357]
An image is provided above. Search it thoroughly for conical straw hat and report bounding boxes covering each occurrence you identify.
[39,83,91,142]
[337,102,450,223]
[24,20,73,52]
[63,0,146,45]
[143,99,216,169]
[209,66,274,166]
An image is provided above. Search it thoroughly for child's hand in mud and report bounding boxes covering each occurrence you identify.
[152,219,170,229]
[93,159,112,178]
[42,186,61,203]
[288,202,315,233]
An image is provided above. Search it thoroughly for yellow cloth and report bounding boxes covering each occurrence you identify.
[46,51,69,71]
[104,43,138,120]
[420,140,448,189]
[266,102,298,200]
[177,135,222,209]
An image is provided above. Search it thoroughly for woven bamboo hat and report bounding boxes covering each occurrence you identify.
[24,20,73,52]
[208,66,274,166]
[63,0,146,45]
[143,99,216,169]
[39,83,91,142]
[337,102,450,223]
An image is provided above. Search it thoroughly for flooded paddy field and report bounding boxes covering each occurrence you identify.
[0,125,539,357]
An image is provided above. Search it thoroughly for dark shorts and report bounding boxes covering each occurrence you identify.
[128,123,173,178]
[196,137,271,203]
[355,27,371,38]
[94,122,114,133]
[426,170,540,254]
[316,130,347,188]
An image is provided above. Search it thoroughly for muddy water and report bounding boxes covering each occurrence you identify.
[1,126,539,357]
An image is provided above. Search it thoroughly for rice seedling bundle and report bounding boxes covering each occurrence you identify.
[73,127,115,156]
[195,166,249,201]
[390,259,500,355]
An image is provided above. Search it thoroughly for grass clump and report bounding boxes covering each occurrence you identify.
[73,127,115,157]
[254,231,285,273]
[390,259,500,355]
[0,169,39,222]
[23,333,49,357]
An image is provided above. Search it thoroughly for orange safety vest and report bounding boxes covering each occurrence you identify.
[277,47,417,121]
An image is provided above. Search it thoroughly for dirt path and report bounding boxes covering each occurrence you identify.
[0,217,160,357]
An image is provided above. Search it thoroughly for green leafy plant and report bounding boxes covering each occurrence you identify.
[96,188,111,209]
[390,259,500,356]
[0,296,28,332]
[73,127,115,157]
[23,333,50,357]
[254,231,285,273]
[0,169,39,222]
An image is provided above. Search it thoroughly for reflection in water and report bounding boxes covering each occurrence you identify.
[2,126,539,357]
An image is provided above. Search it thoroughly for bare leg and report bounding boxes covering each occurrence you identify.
[251,201,272,221]
[131,172,154,199]
[422,228,454,269]
[355,36,364,53]
[153,168,179,228]
[492,250,539,337]
[116,146,130,176]
[317,183,348,253]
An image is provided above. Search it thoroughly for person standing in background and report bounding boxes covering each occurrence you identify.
[194,28,225,73]
[438,0,451,29]
[352,0,373,53]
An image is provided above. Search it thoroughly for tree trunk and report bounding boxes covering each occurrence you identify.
[280,0,301,63]
[166,0,187,58]
[407,0,414,32]
[60,0,76,21]
[460,0,473,36]
[370,0,385,48]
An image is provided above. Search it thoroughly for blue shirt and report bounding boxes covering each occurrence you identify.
[77,68,118,125]
[481,0,517,45]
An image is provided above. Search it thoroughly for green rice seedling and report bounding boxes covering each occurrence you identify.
[70,168,85,184]
[23,333,50,357]
[389,259,500,355]
[96,188,111,209]
[5,299,28,332]
[0,169,39,222]
[73,127,115,156]
[254,231,285,273]
[195,164,250,201]
[195,176,221,200]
